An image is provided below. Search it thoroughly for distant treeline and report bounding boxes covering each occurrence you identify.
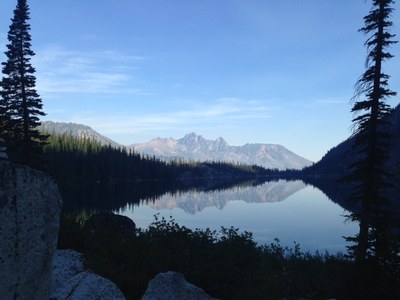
[44,133,277,184]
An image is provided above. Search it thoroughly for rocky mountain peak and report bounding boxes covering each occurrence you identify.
[179,132,204,144]
[212,137,229,152]
[134,133,312,170]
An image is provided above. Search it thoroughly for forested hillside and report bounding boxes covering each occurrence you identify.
[44,133,272,184]
[303,104,400,180]
[40,121,121,148]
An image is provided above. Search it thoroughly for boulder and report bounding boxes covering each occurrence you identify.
[51,249,126,300]
[0,160,62,299]
[84,212,136,239]
[142,271,217,300]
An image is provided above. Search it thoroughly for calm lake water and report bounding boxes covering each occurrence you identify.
[116,180,358,253]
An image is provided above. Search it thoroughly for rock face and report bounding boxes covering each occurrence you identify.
[0,160,62,300]
[142,271,217,300]
[51,249,126,300]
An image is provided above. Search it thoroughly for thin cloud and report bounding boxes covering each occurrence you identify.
[33,45,148,95]
[176,98,272,119]
[69,98,274,137]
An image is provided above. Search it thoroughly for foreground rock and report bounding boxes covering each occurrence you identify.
[142,271,217,300]
[51,249,126,300]
[0,160,62,299]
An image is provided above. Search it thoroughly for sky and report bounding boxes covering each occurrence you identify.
[0,0,399,162]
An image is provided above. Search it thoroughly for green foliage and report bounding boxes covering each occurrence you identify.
[57,214,88,252]
[44,133,176,182]
[58,214,379,300]
[0,0,47,168]
[347,0,398,265]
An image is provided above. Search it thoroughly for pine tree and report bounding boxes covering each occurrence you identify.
[0,0,47,168]
[348,0,397,264]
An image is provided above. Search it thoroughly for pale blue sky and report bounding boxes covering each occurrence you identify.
[1,0,399,161]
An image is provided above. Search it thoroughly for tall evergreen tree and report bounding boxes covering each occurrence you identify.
[0,0,47,168]
[348,0,397,263]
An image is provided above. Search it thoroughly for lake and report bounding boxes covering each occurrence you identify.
[115,180,358,253]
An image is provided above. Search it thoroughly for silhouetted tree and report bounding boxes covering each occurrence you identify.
[347,0,397,264]
[0,0,47,167]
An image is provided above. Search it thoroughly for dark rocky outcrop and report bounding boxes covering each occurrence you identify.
[0,160,62,299]
[84,212,136,239]
[142,271,217,300]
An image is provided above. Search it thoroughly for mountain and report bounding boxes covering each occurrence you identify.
[40,121,121,148]
[39,121,312,170]
[304,104,400,180]
[131,133,312,170]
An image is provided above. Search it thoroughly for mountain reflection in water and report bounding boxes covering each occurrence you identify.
[146,180,306,214]
[59,176,399,253]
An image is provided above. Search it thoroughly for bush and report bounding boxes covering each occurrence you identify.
[58,213,398,300]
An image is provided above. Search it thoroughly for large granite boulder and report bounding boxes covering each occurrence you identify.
[51,249,126,300]
[0,160,62,299]
[142,271,217,300]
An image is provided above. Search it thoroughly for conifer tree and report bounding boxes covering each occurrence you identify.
[348,0,397,263]
[0,0,47,167]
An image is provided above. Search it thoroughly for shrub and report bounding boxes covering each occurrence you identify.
[59,213,398,299]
